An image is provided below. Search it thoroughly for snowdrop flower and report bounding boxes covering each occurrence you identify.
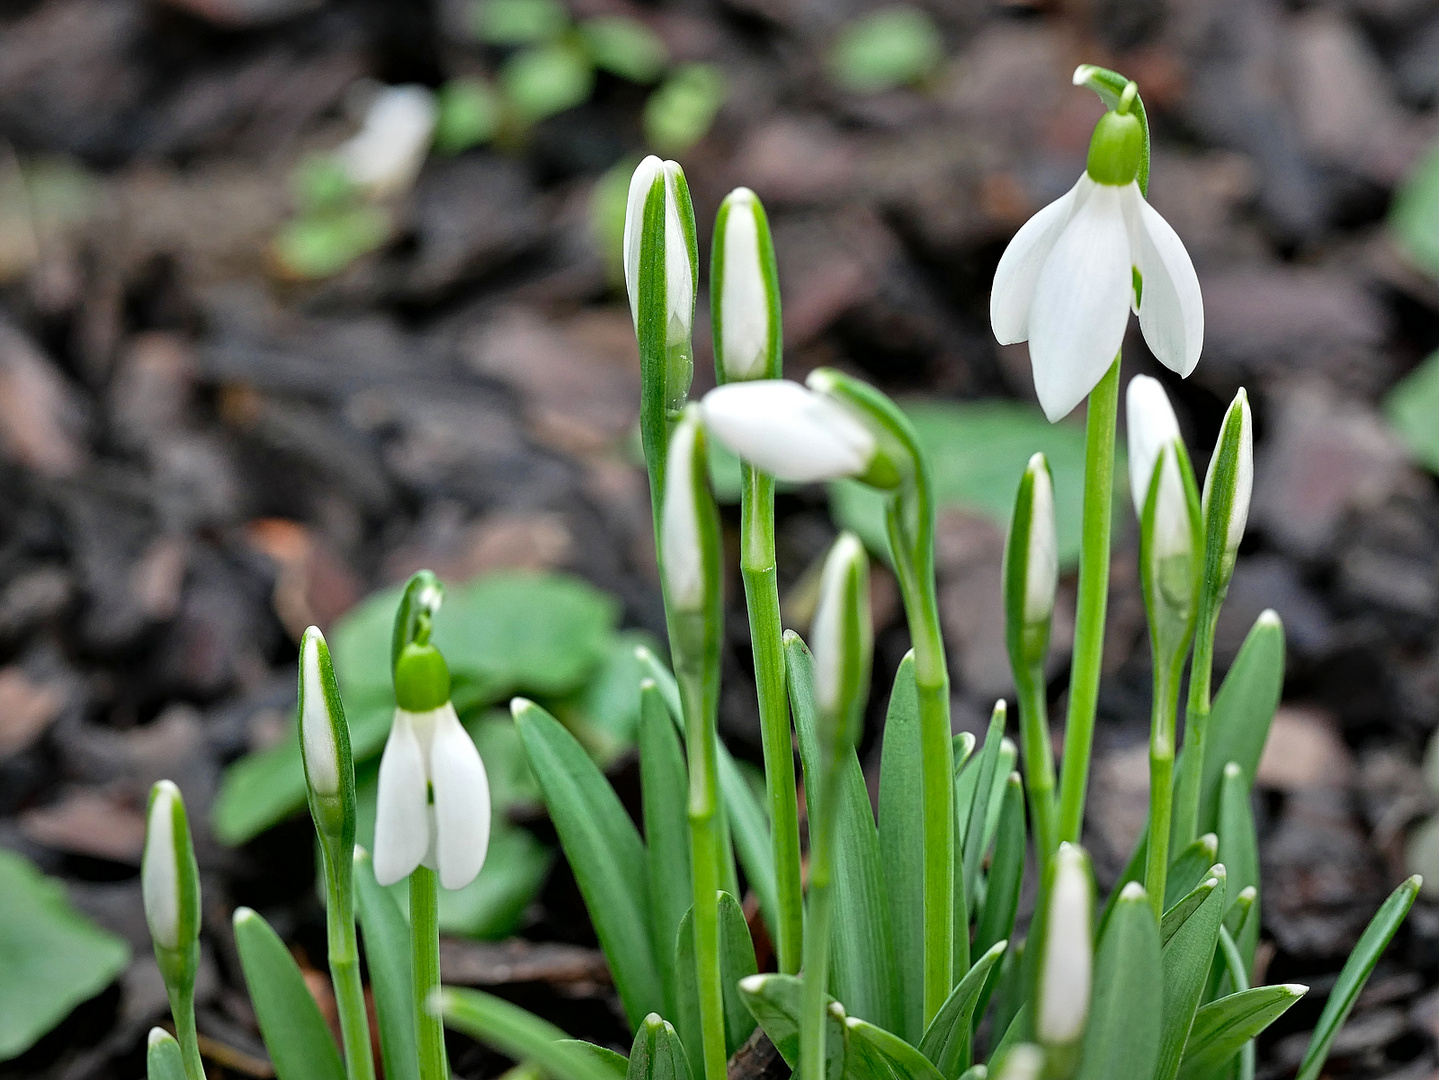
[1004,452,1058,672]
[373,641,491,890]
[1035,843,1093,1046]
[142,780,199,956]
[661,406,715,613]
[624,156,697,354]
[810,532,872,750]
[700,379,878,484]
[712,188,780,382]
[336,84,437,198]
[991,77,1202,422]
[1202,388,1254,575]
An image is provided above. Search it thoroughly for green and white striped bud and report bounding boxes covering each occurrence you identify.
[298,626,356,848]
[993,1045,1044,1080]
[811,532,872,758]
[1004,452,1058,674]
[143,781,200,959]
[1035,843,1093,1058]
[624,155,698,411]
[1200,387,1254,594]
[660,404,722,617]
[711,187,781,383]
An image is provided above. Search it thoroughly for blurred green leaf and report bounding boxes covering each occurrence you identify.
[830,401,1121,569]
[644,63,725,155]
[435,77,503,154]
[439,988,619,1080]
[581,16,668,83]
[1386,348,1439,476]
[593,157,638,286]
[828,6,943,94]
[0,850,129,1060]
[473,0,570,45]
[293,153,358,213]
[145,1030,188,1080]
[1391,143,1439,279]
[272,205,391,280]
[502,43,596,124]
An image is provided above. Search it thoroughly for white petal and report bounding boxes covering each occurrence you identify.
[1150,448,1193,561]
[336,85,437,198]
[663,162,695,346]
[1024,454,1058,625]
[1125,375,1182,519]
[1126,187,1204,377]
[623,156,664,329]
[661,413,705,611]
[699,381,876,483]
[719,189,770,381]
[1036,843,1092,1043]
[990,176,1086,345]
[428,703,491,890]
[1028,181,1134,422]
[142,781,181,950]
[299,630,339,797]
[373,711,430,886]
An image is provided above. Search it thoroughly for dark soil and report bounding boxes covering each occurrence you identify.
[1,0,1438,1077]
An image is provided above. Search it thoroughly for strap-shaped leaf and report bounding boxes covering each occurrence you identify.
[1213,926,1255,1080]
[558,1040,629,1079]
[847,1016,946,1080]
[1176,984,1306,1080]
[877,652,925,1044]
[970,774,1024,1029]
[353,848,419,1080]
[514,699,662,1027]
[1076,884,1161,1080]
[626,1014,692,1080]
[1164,834,1219,910]
[1156,866,1226,1080]
[919,940,1008,1079]
[639,682,693,1019]
[232,908,345,1080]
[437,986,621,1080]
[738,972,847,1080]
[674,892,758,1073]
[787,633,901,1035]
[1217,763,1260,970]
[146,1030,187,1080]
[1295,875,1420,1080]
[961,706,1007,909]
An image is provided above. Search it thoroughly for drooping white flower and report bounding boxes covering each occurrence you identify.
[700,380,877,483]
[336,84,437,198]
[373,700,491,890]
[991,94,1202,423]
[1036,842,1092,1045]
[1202,387,1254,565]
[661,410,707,612]
[623,155,695,347]
[714,188,778,382]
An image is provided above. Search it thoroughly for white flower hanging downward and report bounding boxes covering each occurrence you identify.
[373,639,491,890]
[991,76,1203,422]
[700,378,878,483]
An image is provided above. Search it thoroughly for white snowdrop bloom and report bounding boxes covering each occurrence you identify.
[991,98,1203,422]
[661,411,706,612]
[623,156,695,346]
[715,188,777,381]
[700,380,876,483]
[336,84,437,198]
[142,781,183,950]
[373,699,492,890]
[1036,843,1093,1045]
[1202,388,1254,563]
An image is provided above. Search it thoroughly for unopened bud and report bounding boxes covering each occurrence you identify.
[713,188,780,383]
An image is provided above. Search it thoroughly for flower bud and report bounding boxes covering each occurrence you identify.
[298,627,357,852]
[1126,375,1181,519]
[712,187,780,383]
[1036,842,1093,1049]
[994,1045,1044,1080]
[142,780,201,960]
[1201,387,1253,583]
[1004,452,1058,673]
[700,379,877,484]
[624,156,697,407]
[811,532,872,753]
[660,405,719,615]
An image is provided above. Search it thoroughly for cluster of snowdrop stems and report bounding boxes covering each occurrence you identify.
[137,65,1417,1080]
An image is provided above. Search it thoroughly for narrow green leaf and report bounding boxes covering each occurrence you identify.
[1157,867,1226,1080]
[639,682,692,1020]
[1224,887,1257,942]
[878,651,925,1044]
[1176,984,1307,1080]
[1076,883,1162,1080]
[1296,875,1421,1080]
[353,848,419,1080]
[437,987,621,1080]
[626,1014,691,1080]
[982,740,1018,856]
[976,774,1025,960]
[737,973,847,1079]
[786,632,901,1034]
[847,1016,946,1080]
[513,699,662,1028]
[560,1040,629,1079]
[1217,763,1260,970]
[146,1029,188,1080]
[989,940,1026,1054]
[1165,834,1219,910]
[919,940,1007,1079]
[1214,926,1257,1080]
[961,705,1007,909]
[232,908,345,1080]
[674,892,758,1069]
[958,1067,988,1080]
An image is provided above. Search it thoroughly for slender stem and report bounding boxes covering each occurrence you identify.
[164,971,205,1080]
[324,851,376,1080]
[1056,357,1120,844]
[739,464,804,975]
[1016,667,1058,879]
[1144,663,1179,921]
[679,654,728,1080]
[411,868,448,1080]
[1172,593,1221,848]
[799,768,840,1080]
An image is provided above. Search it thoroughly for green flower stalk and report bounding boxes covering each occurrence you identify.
[1126,376,1203,919]
[1003,452,1059,874]
[624,155,699,539]
[709,186,804,976]
[800,532,872,1080]
[660,406,728,1080]
[298,626,375,1080]
[1171,388,1253,847]
[142,780,205,1080]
